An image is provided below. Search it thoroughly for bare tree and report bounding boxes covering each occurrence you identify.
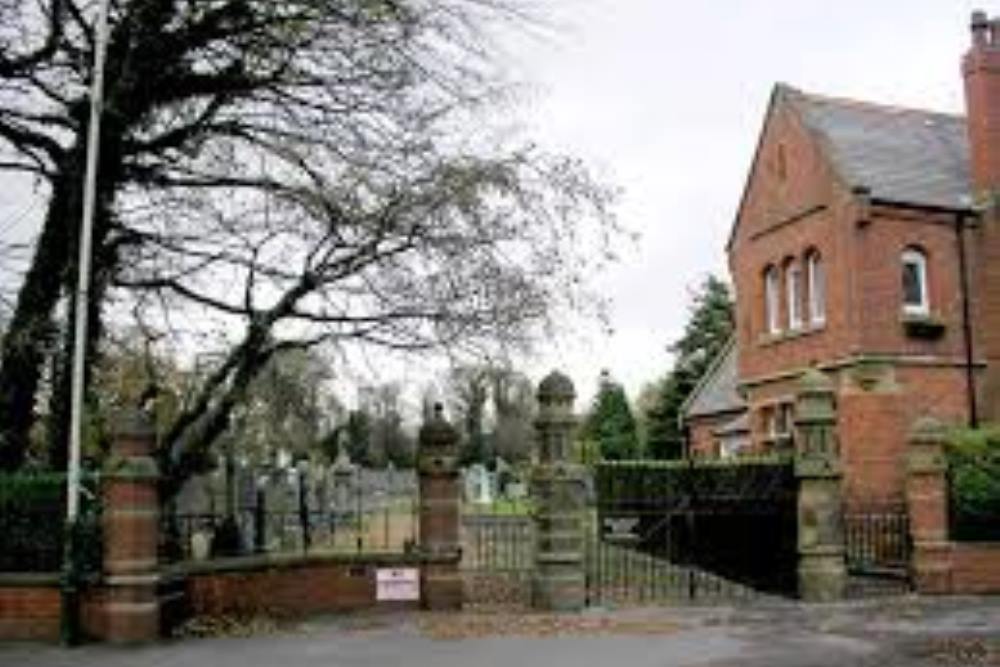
[0,1,619,483]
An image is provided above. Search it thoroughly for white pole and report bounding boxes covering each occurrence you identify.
[67,0,112,522]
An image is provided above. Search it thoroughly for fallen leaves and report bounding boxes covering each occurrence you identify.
[418,612,682,640]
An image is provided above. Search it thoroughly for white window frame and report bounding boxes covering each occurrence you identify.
[786,261,802,330]
[901,248,929,316]
[807,252,826,326]
[765,265,780,334]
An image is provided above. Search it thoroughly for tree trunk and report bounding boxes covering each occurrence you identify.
[0,168,79,470]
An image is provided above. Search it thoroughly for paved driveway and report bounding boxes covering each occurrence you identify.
[3,597,1000,667]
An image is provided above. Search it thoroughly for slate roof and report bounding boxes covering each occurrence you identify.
[713,412,749,437]
[682,337,745,420]
[783,84,973,211]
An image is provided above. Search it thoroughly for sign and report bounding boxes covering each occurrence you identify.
[376,567,420,601]
[602,516,641,543]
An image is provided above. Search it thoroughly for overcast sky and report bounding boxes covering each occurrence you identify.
[506,0,991,404]
[0,2,994,414]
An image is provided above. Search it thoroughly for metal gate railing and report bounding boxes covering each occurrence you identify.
[843,505,912,596]
[460,510,534,609]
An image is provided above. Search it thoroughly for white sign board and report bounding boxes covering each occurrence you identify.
[376,568,420,601]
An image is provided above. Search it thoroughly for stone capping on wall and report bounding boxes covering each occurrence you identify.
[0,572,62,586]
[175,549,458,577]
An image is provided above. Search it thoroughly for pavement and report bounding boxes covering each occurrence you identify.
[3,596,1000,667]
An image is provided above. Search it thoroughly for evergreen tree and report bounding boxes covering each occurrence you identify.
[585,371,640,461]
[645,275,734,459]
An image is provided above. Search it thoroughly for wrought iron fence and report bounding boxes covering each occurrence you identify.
[844,506,910,574]
[0,472,102,573]
[843,504,911,596]
[460,503,535,608]
[163,488,419,561]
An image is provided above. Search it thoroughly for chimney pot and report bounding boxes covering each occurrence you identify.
[973,10,990,47]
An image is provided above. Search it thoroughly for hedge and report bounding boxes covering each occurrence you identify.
[946,427,1000,542]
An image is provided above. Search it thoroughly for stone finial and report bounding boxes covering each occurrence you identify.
[799,368,833,393]
[796,369,835,425]
[795,368,838,464]
[538,370,575,404]
[418,403,459,453]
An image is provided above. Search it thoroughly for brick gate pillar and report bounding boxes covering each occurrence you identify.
[531,371,587,611]
[102,409,161,642]
[793,369,847,602]
[906,417,952,594]
[417,404,463,609]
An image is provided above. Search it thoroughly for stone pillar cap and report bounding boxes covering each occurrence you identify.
[798,368,833,392]
[538,370,575,402]
[111,407,156,439]
[910,416,947,441]
[419,403,459,449]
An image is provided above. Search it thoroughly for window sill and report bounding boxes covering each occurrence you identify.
[900,313,945,340]
[760,434,795,452]
[757,322,827,347]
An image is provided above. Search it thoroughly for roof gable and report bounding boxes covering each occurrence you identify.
[727,84,973,250]
[682,337,745,419]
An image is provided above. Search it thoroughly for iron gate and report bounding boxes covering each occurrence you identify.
[460,511,534,609]
[843,504,912,596]
[587,459,799,605]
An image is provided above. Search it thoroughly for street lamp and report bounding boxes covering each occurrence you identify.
[63,0,111,647]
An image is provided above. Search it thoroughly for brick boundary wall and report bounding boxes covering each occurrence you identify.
[0,551,459,642]
[0,574,105,642]
[181,552,455,619]
[906,418,1000,595]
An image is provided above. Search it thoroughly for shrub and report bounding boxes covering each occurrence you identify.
[946,427,1000,541]
[0,473,102,573]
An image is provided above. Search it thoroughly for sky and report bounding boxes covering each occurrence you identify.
[0,1,995,416]
[502,0,992,404]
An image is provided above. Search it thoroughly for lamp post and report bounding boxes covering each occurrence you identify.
[62,0,111,646]
[296,457,311,552]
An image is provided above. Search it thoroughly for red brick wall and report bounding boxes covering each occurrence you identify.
[730,93,856,384]
[0,580,106,642]
[727,88,980,506]
[687,412,741,457]
[950,543,1000,594]
[187,562,374,617]
[0,584,60,641]
[855,209,968,358]
[183,555,431,619]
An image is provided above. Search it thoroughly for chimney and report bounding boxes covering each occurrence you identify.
[964,10,1000,196]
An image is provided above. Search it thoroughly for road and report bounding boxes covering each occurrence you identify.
[3,596,1000,667]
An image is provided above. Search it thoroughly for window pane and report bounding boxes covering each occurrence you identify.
[902,260,923,306]
[787,265,802,329]
[765,268,779,333]
[809,255,825,324]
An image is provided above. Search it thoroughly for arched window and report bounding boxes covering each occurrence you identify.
[786,259,802,330]
[806,251,825,325]
[901,248,929,315]
[764,265,780,334]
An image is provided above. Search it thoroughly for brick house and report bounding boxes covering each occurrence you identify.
[684,11,1000,506]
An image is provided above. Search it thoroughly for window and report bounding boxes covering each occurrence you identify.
[765,265,780,334]
[807,251,825,325]
[761,403,795,452]
[786,260,802,330]
[901,248,929,316]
